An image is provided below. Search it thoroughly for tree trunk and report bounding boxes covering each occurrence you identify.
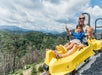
[3,54,6,75]
[12,52,16,73]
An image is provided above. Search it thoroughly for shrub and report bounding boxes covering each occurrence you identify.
[38,65,43,73]
[24,65,31,70]
[31,66,37,75]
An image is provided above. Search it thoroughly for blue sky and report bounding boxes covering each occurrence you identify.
[91,0,102,8]
[0,0,102,33]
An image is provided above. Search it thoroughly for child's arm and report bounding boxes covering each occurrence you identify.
[65,26,71,35]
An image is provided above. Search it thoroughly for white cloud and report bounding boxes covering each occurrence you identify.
[85,5,102,16]
[84,5,102,28]
[0,0,91,33]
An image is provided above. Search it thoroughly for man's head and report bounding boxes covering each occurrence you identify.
[79,14,85,26]
[79,14,85,21]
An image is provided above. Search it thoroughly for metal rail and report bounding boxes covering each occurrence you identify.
[95,18,102,33]
[82,13,90,26]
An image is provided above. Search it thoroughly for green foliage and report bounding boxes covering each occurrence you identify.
[9,69,23,75]
[24,65,31,70]
[31,65,37,75]
[38,65,44,73]
[24,32,67,50]
[0,31,67,74]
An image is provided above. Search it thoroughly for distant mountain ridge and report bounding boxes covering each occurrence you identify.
[0,25,32,32]
[96,29,102,33]
[0,25,62,34]
[0,25,101,34]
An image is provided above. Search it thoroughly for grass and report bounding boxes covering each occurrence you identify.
[9,63,44,75]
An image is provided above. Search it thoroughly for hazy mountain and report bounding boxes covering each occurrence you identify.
[0,25,33,32]
[0,25,101,34]
[0,25,62,34]
[96,29,102,33]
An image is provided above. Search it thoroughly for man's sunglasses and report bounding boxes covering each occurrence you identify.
[79,17,85,20]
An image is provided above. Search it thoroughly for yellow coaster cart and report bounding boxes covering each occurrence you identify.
[43,13,102,75]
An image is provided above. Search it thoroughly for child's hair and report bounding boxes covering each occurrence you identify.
[76,24,83,29]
